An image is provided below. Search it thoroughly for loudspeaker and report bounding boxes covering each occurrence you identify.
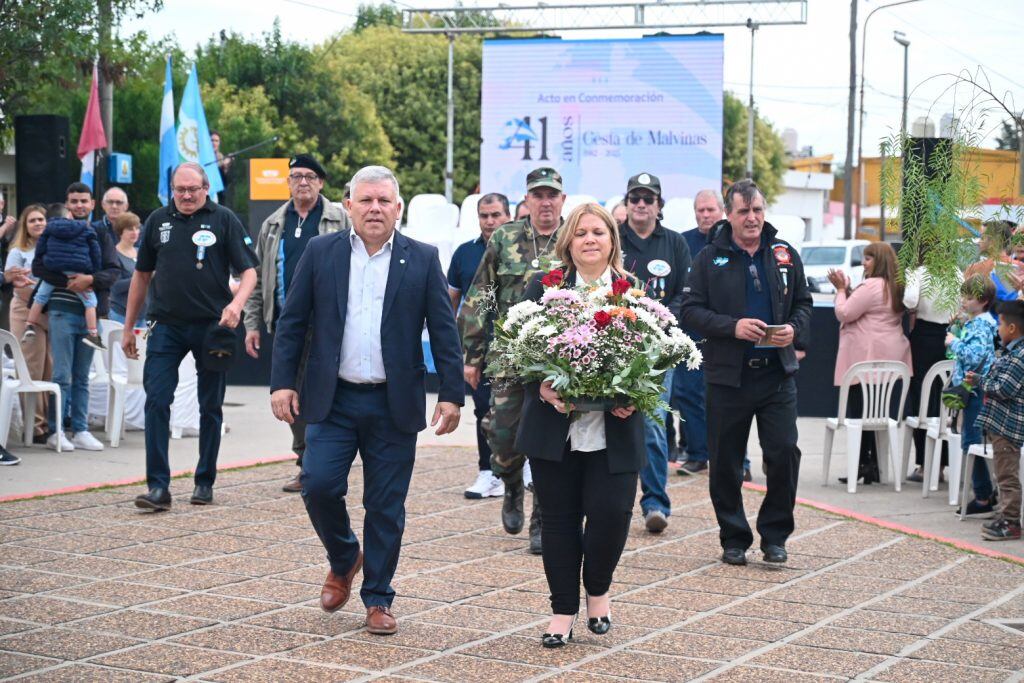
[15,115,71,212]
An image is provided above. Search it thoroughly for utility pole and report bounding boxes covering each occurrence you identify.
[97,0,113,153]
[843,0,857,240]
[746,19,758,179]
[894,31,910,137]
[445,33,455,203]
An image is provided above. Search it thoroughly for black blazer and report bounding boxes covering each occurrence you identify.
[513,270,646,474]
[270,229,464,431]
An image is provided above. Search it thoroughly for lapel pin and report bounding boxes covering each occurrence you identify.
[400,259,406,264]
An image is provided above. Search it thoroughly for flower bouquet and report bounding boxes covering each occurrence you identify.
[488,268,701,421]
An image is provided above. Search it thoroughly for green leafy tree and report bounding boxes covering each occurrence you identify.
[0,0,162,143]
[194,24,394,199]
[722,91,786,203]
[320,25,482,202]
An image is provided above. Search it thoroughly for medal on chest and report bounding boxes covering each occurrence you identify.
[193,228,217,270]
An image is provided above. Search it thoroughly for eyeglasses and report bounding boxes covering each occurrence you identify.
[627,194,657,205]
[748,264,763,293]
[289,173,319,183]
[104,200,126,206]
[172,186,205,196]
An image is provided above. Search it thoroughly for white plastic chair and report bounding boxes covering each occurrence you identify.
[106,327,146,448]
[822,361,911,493]
[923,391,969,505]
[458,193,482,234]
[960,442,1024,520]
[0,329,64,451]
[405,194,448,230]
[900,359,954,483]
[661,197,695,232]
[561,194,600,218]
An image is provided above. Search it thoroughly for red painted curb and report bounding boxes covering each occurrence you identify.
[742,481,1024,565]
[0,454,298,503]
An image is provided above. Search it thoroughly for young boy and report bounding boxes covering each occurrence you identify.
[967,299,1024,541]
[948,276,998,517]
[21,217,105,350]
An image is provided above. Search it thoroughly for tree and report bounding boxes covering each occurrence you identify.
[0,0,162,144]
[995,115,1021,151]
[320,25,483,202]
[194,24,395,200]
[722,92,786,203]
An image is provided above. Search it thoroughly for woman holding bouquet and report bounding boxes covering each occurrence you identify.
[515,203,646,648]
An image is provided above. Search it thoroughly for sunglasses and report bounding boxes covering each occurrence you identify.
[749,264,763,293]
[627,194,658,205]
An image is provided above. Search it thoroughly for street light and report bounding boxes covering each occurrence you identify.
[893,31,910,137]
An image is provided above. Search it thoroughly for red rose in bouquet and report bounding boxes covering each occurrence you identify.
[611,277,631,296]
[541,268,565,287]
[593,310,612,329]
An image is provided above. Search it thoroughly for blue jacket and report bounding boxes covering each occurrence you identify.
[949,312,997,386]
[270,229,464,430]
[36,219,101,274]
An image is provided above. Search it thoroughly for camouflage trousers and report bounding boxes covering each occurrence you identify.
[483,383,526,479]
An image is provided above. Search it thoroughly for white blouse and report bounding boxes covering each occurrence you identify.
[903,266,957,325]
[567,267,613,453]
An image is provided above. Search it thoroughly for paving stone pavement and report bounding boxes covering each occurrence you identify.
[1,446,1024,682]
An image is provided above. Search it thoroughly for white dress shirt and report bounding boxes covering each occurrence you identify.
[338,230,394,383]
[568,267,613,452]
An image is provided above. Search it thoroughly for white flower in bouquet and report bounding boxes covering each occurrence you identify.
[489,268,701,421]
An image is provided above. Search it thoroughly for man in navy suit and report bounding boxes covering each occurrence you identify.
[270,165,463,636]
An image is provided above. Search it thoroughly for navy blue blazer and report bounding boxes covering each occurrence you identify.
[270,229,464,431]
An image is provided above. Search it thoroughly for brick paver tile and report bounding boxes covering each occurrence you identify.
[146,593,280,620]
[633,632,766,660]
[242,606,365,637]
[402,653,551,682]
[0,651,59,678]
[74,609,214,640]
[794,625,920,656]
[203,658,362,682]
[170,623,324,654]
[91,642,252,676]
[749,643,886,677]
[873,658,1016,682]
[0,596,113,624]
[290,637,430,669]
[909,637,1024,671]
[12,663,175,682]
[0,627,139,660]
[578,650,718,681]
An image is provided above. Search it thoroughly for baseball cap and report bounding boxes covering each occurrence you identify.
[526,167,563,192]
[626,172,662,198]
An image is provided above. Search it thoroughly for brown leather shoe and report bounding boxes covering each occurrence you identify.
[320,552,363,613]
[282,474,302,493]
[365,605,398,635]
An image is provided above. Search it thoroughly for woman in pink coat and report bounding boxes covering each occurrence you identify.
[826,241,912,484]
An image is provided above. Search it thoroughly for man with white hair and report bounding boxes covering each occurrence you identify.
[271,165,464,636]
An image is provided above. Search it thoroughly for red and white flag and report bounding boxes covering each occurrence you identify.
[77,64,108,190]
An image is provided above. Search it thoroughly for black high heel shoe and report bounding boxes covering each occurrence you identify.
[542,614,577,648]
[586,593,612,635]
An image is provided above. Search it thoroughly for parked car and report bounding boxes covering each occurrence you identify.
[799,240,870,293]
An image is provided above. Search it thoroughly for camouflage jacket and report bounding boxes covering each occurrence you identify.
[458,216,564,370]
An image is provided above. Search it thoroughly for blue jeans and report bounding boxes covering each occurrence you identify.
[962,391,993,500]
[35,279,98,309]
[670,361,709,463]
[640,371,674,516]
[47,310,95,434]
[143,321,226,490]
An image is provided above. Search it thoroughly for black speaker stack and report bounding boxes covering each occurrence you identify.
[14,115,71,211]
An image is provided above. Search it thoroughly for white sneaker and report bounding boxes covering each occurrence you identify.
[464,470,504,499]
[523,460,533,491]
[46,433,75,451]
[71,431,104,451]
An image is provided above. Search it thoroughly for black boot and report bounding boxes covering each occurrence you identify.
[528,490,543,555]
[502,470,525,535]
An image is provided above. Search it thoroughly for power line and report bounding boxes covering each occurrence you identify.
[281,0,359,19]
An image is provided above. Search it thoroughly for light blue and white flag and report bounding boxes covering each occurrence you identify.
[176,64,223,200]
[157,55,177,206]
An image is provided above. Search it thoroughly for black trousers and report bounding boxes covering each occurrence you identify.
[469,378,493,470]
[907,320,948,466]
[707,366,801,550]
[530,448,638,615]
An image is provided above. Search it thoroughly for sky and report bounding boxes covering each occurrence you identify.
[127,0,1023,164]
